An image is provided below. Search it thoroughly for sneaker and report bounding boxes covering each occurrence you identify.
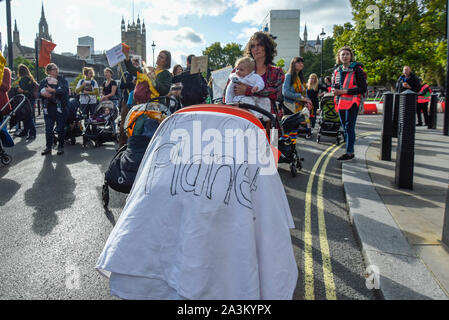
[57,147,64,155]
[337,153,355,161]
[41,148,51,155]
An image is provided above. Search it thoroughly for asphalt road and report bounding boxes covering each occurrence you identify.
[0,113,385,300]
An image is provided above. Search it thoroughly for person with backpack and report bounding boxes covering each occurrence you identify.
[75,67,99,119]
[172,54,208,107]
[332,46,367,161]
[15,64,39,141]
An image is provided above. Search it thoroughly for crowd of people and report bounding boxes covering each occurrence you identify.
[2,30,434,162]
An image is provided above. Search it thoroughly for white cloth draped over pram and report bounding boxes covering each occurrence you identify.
[96,105,298,300]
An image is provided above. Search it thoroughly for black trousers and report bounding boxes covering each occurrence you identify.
[416,102,429,125]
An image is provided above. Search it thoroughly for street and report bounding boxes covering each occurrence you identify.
[0,113,383,300]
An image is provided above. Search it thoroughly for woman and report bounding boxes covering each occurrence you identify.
[332,46,367,161]
[39,63,69,156]
[16,64,38,141]
[282,57,313,138]
[76,67,99,118]
[306,73,327,129]
[232,31,285,127]
[101,68,118,107]
[172,64,183,77]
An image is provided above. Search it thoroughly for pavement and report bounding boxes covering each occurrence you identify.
[342,120,449,300]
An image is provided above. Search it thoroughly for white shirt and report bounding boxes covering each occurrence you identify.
[225,71,265,103]
[76,79,99,105]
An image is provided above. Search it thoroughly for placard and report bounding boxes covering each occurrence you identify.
[106,43,126,67]
[190,55,208,74]
[211,66,233,100]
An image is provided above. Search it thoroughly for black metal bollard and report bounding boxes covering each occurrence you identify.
[427,94,438,129]
[392,93,400,138]
[395,90,416,190]
[443,182,449,248]
[381,92,394,161]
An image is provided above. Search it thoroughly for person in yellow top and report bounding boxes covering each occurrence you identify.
[75,67,99,118]
[282,56,313,138]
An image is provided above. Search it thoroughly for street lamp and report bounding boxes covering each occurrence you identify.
[151,41,156,67]
[320,28,326,79]
[1,0,14,69]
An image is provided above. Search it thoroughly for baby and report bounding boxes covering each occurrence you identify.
[225,57,271,121]
[92,107,112,123]
[41,75,59,104]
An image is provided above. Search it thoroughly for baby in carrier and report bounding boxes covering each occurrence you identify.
[45,75,59,105]
[225,57,271,121]
[91,106,112,124]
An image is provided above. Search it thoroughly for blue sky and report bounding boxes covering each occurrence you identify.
[0,0,353,67]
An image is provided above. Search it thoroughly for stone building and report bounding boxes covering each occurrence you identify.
[300,25,322,55]
[121,16,146,63]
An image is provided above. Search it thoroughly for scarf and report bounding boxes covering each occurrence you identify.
[292,76,306,112]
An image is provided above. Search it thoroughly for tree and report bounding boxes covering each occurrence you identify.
[70,73,83,93]
[13,56,45,81]
[203,42,243,71]
[334,0,446,88]
[301,37,336,81]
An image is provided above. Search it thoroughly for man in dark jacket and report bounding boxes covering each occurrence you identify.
[172,54,208,107]
[395,66,421,93]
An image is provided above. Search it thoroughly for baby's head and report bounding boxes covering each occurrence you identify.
[104,107,111,115]
[235,57,255,78]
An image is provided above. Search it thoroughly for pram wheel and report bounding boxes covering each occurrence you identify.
[336,136,341,145]
[317,134,321,144]
[102,183,110,209]
[296,159,303,170]
[70,137,76,145]
[290,163,297,177]
[1,154,12,165]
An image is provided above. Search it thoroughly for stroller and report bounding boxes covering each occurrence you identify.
[0,94,30,165]
[65,98,84,145]
[316,93,344,145]
[236,102,304,177]
[102,96,180,209]
[82,100,119,148]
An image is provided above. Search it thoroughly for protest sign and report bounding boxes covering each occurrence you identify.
[106,43,126,67]
[190,55,208,74]
[211,66,233,100]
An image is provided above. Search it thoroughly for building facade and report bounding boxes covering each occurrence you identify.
[78,36,95,56]
[261,10,300,66]
[300,25,322,55]
[121,16,146,63]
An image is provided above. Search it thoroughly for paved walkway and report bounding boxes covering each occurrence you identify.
[342,124,449,300]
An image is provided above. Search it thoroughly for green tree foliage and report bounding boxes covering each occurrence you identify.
[203,42,243,71]
[334,0,447,88]
[13,56,46,82]
[70,73,83,93]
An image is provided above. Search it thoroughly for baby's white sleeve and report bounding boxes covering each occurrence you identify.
[252,74,265,92]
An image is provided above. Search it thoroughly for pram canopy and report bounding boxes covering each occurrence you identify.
[97,105,297,300]
[320,93,340,123]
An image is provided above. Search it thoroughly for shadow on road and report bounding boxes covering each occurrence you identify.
[24,156,76,236]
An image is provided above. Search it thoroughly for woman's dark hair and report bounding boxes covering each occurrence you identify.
[172,64,183,76]
[287,56,305,84]
[18,64,37,83]
[244,31,277,66]
[160,50,171,70]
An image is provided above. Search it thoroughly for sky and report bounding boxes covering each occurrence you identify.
[0,0,353,67]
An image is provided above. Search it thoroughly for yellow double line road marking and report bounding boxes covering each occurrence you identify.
[304,132,375,300]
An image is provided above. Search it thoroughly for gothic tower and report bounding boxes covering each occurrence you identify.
[37,2,52,42]
[121,14,147,63]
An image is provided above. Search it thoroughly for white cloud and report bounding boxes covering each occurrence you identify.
[232,0,352,40]
[237,27,260,40]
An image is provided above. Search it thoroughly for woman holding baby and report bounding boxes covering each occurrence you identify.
[39,63,70,156]
[231,31,285,128]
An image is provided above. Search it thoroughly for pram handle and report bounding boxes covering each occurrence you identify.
[0,94,29,131]
[147,96,181,113]
[233,102,276,127]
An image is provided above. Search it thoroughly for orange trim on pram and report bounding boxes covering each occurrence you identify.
[175,104,281,164]
[126,110,163,137]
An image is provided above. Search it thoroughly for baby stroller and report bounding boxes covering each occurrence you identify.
[237,101,303,177]
[82,100,119,148]
[54,98,84,146]
[0,94,29,165]
[102,96,180,209]
[316,93,344,145]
